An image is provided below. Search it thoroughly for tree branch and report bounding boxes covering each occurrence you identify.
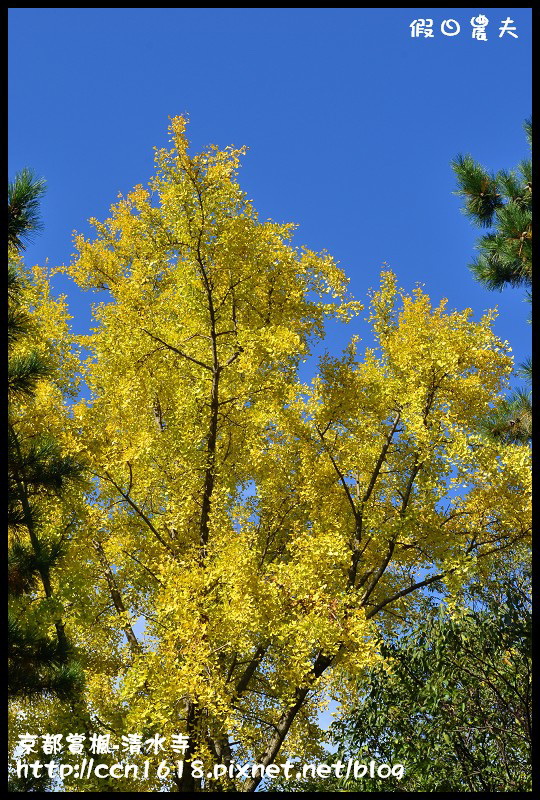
[141,328,213,372]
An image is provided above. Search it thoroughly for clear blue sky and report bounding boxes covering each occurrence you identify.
[9,7,532,381]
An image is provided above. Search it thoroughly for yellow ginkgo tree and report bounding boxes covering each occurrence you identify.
[36,117,530,792]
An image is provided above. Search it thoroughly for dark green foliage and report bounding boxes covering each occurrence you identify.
[479,387,532,445]
[518,356,532,383]
[8,350,52,396]
[8,614,84,699]
[273,574,531,793]
[10,432,83,500]
[451,153,504,227]
[452,121,532,445]
[452,121,532,292]
[8,263,34,344]
[8,770,56,794]
[8,167,46,251]
[8,169,84,705]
